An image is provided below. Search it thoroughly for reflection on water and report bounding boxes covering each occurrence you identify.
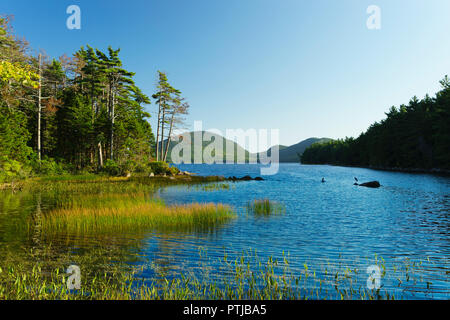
[0,164,449,299]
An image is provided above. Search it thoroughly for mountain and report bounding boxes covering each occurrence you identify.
[159,132,330,164]
[158,131,251,163]
[268,138,332,163]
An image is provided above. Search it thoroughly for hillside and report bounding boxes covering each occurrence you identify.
[267,138,331,163]
[160,132,330,164]
[158,131,251,163]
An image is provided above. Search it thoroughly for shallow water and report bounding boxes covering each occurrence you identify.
[1,164,449,299]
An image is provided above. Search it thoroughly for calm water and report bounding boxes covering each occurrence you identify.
[1,164,449,299]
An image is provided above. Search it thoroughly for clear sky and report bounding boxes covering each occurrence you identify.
[2,0,450,152]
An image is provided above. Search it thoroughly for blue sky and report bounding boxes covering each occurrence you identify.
[2,0,450,151]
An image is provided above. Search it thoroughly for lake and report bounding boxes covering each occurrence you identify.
[1,164,449,299]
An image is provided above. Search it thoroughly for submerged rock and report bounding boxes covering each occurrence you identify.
[227,176,264,181]
[358,181,381,188]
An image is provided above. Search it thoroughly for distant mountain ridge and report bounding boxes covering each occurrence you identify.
[263,138,332,163]
[160,131,330,163]
[158,131,251,163]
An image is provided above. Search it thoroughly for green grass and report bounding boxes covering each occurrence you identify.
[38,193,236,234]
[199,183,232,192]
[247,199,286,216]
[1,251,436,300]
[5,174,238,235]
[12,173,229,193]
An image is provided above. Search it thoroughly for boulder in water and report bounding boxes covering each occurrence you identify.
[358,181,381,188]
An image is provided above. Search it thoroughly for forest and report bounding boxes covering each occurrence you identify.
[0,16,187,182]
[301,77,450,171]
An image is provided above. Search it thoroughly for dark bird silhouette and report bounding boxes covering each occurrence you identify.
[322,178,326,183]
[354,177,358,182]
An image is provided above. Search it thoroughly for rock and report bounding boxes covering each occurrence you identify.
[227,176,264,181]
[358,181,381,188]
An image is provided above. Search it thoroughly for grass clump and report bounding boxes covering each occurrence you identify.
[199,183,232,192]
[0,251,427,300]
[39,193,235,234]
[247,199,285,216]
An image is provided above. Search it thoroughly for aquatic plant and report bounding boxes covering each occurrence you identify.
[199,183,232,192]
[38,193,236,234]
[1,251,442,300]
[247,199,286,216]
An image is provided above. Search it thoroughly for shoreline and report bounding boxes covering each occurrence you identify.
[299,162,450,175]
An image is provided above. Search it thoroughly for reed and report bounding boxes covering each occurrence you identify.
[1,251,435,300]
[200,183,232,192]
[21,174,229,195]
[247,199,285,216]
[39,193,235,234]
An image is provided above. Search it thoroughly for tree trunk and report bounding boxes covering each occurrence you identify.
[160,107,166,162]
[37,54,42,164]
[155,98,162,161]
[163,111,176,162]
[98,142,104,168]
[110,90,115,160]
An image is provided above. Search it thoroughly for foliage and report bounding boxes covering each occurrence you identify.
[149,161,170,175]
[0,156,31,183]
[0,16,156,176]
[32,157,68,176]
[0,60,39,88]
[101,159,122,176]
[302,78,450,170]
[168,166,180,176]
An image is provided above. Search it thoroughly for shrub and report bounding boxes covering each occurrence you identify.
[149,161,170,175]
[168,166,180,176]
[0,156,31,182]
[102,159,121,176]
[34,157,67,176]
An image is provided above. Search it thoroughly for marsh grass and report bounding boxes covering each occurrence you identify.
[39,193,236,234]
[13,174,238,234]
[1,250,441,300]
[247,199,286,216]
[199,183,232,192]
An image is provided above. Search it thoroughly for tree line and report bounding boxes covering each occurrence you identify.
[0,16,188,181]
[301,77,450,170]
